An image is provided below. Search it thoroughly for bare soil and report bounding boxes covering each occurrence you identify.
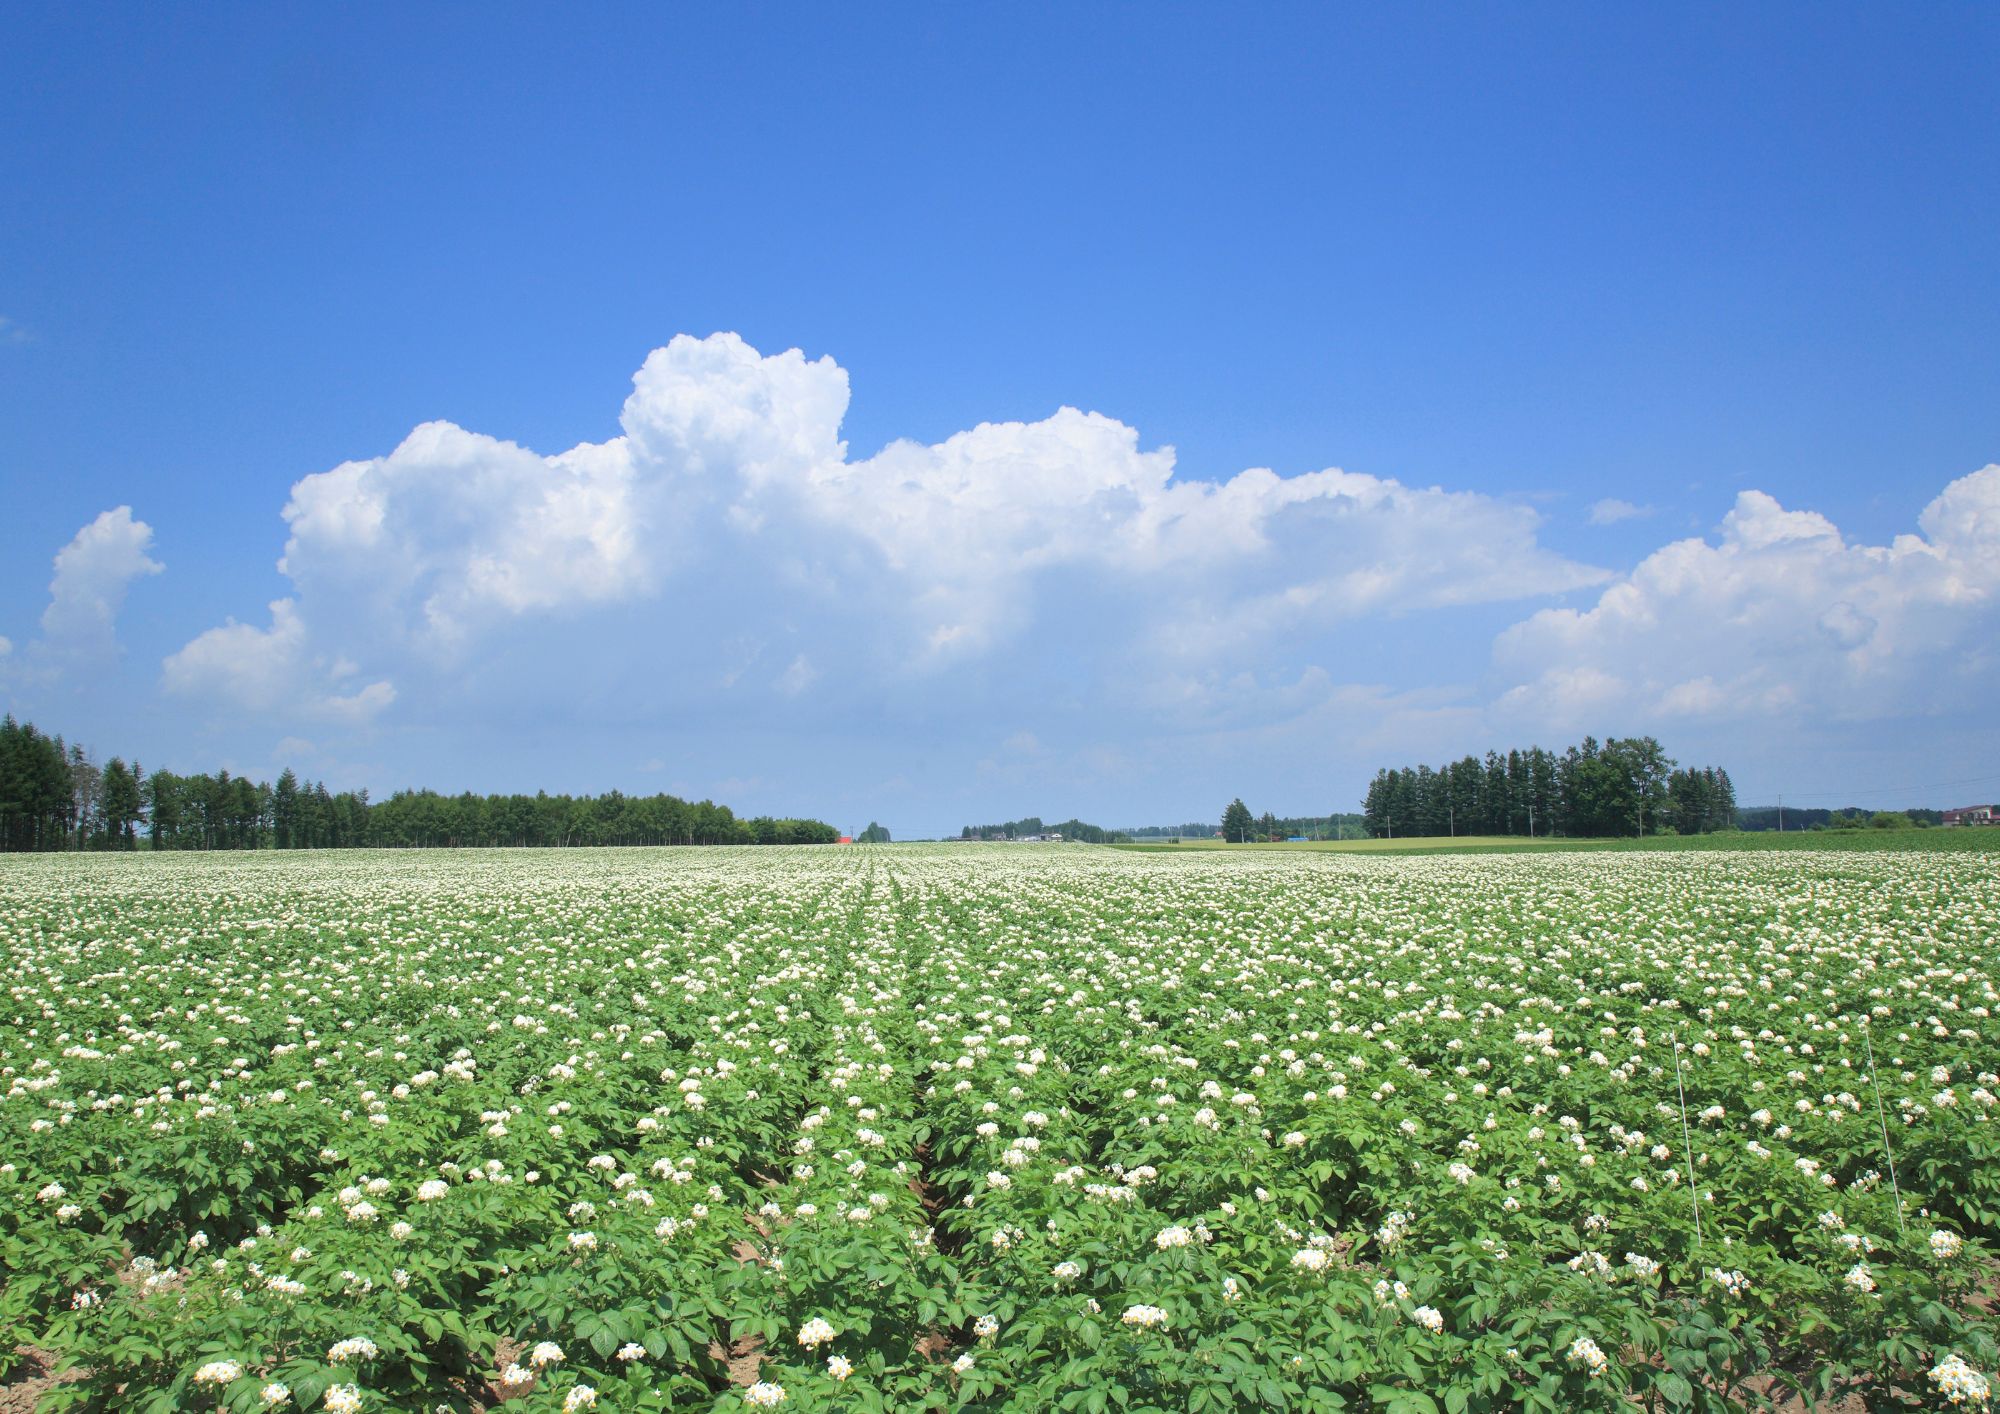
[0,1348,82,1414]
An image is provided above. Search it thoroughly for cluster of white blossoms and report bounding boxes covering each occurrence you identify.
[326,1337,377,1363]
[1567,1250,1612,1279]
[796,1317,836,1349]
[744,1380,788,1406]
[1121,1304,1170,1329]
[1709,1268,1750,1298]
[1930,1354,1993,1406]
[193,1360,243,1385]
[1567,1336,1609,1377]
[1931,1229,1965,1261]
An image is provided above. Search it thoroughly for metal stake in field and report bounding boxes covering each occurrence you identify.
[1860,1021,1908,1237]
[1671,1027,1703,1251]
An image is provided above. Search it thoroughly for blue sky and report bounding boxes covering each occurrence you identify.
[3,3,1998,835]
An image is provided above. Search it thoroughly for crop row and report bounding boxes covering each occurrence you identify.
[1,845,1995,1411]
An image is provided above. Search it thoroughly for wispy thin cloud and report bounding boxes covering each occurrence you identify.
[1588,497,1654,526]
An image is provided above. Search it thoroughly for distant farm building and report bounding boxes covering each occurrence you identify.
[837,835,854,844]
[1942,805,1997,827]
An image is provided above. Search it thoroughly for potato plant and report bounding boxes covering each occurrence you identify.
[1,844,1996,1411]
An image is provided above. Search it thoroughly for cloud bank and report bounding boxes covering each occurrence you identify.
[163,333,1610,719]
[111,331,1996,814]
[1496,468,2000,727]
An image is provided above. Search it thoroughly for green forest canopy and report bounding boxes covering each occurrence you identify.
[1360,736,1732,839]
[0,714,840,851]
[957,816,1127,843]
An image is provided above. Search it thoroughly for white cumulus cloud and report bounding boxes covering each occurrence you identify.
[279,423,651,641]
[163,597,396,723]
[39,506,163,653]
[1494,466,2000,728]
[167,332,1615,729]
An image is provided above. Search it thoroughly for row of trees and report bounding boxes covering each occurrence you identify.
[1126,820,1222,840]
[1210,808,1369,844]
[1360,737,1735,839]
[1735,805,1942,832]
[957,816,1126,843]
[0,717,147,851]
[960,815,1047,840]
[1215,805,1370,844]
[0,714,840,852]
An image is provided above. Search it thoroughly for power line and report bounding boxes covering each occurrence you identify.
[1757,770,2000,804]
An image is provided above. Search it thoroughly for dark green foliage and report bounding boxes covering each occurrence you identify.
[958,817,1129,843]
[97,758,144,848]
[1362,737,1735,839]
[1731,805,1940,832]
[962,815,1045,840]
[0,716,76,849]
[0,714,837,851]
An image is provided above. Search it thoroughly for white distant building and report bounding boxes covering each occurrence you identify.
[1943,804,1997,827]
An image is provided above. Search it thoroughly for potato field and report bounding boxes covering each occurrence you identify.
[2,845,1996,1413]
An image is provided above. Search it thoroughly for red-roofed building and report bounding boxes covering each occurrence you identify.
[1942,805,1997,827]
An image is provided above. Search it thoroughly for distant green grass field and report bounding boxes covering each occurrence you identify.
[1114,829,2000,858]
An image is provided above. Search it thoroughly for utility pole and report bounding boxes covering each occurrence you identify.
[1778,793,1784,833]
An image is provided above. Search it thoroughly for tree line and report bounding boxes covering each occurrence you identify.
[1209,808,1370,844]
[1360,737,1735,839]
[1735,805,1942,832]
[957,816,1127,843]
[0,714,839,851]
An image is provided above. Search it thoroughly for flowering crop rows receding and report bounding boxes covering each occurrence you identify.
[1,846,1997,1413]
